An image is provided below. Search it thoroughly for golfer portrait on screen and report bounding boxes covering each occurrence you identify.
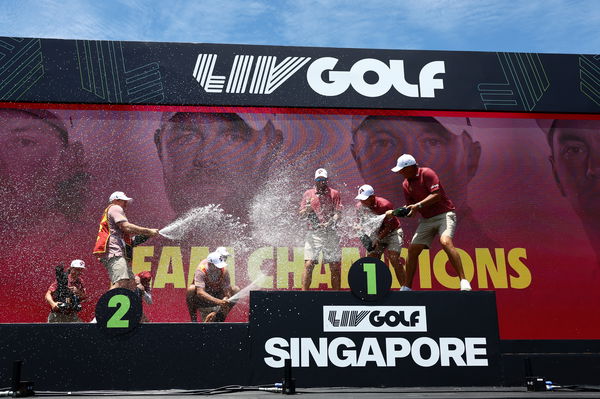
[154,112,282,219]
[0,108,88,229]
[540,119,600,263]
[351,115,497,250]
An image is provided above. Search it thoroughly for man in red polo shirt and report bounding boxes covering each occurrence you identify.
[299,168,342,290]
[355,184,406,286]
[387,154,472,291]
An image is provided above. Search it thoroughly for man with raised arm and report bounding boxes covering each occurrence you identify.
[93,191,159,291]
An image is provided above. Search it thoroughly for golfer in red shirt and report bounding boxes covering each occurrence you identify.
[388,154,472,291]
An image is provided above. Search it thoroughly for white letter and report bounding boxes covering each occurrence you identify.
[439,337,466,367]
[328,337,356,367]
[411,337,440,367]
[357,338,386,367]
[465,338,488,366]
[290,337,300,367]
[350,59,393,98]
[307,57,350,96]
[419,61,445,98]
[301,337,328,367]
[264,337,289,368]
[385,338,411,366]
[389,60,419,97]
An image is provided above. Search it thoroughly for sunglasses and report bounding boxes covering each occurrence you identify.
[315,177,327,182]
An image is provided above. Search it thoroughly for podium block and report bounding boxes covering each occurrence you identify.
[249,291,501,387]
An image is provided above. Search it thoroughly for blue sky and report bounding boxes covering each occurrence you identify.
[0,0,598,54]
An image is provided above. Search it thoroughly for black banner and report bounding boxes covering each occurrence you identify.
[249,291,501,387]
[0,37,598,113]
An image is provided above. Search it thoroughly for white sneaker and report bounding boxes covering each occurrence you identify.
[400,286,412,291]
[460,279,472,291]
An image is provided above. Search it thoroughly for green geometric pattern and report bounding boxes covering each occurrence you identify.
[478,52,549,111]
[579,54,600,107]
[75,40,164,103]
[0,37,44,101]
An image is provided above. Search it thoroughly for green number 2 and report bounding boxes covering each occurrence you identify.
[107,294,130,328]
[363,263,377,295]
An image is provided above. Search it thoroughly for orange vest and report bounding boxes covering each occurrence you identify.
[93,204,132,258]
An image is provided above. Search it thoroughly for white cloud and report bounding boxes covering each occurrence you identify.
[0,0,597,53]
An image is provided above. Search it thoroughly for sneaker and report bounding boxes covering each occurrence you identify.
[400,286,412,291]
[460,279,472,291]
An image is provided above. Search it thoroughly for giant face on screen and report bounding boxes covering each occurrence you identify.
[154,112,282,219]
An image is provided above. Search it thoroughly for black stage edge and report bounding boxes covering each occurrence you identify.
[1,292,599,391]
[501,339,600,386]
[0,323,251,391]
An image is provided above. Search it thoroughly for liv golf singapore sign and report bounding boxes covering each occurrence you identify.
[249,291,501,387]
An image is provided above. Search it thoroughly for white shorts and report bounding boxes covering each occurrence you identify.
[370,229,404,256]
[411,211,457,248]
[304,229,341,263]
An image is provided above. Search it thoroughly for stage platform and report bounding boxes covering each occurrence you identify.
[2,292,599,394]
[28,386,600,398]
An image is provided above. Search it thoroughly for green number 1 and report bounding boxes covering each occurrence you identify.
[363,263,377,295]
[107,294,130,328]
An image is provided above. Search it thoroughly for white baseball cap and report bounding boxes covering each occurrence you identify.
[215,247,230,257]
[207,252,227,269]
[315,168,328,180]
[70,259,86,269]
[355,184,375,200]
[391,154,417,173]
[109,191,133,202]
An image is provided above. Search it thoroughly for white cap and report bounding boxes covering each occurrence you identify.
[109,191,133,202]
[215,246,230,257]
[207,252,227,269]
[315,168,328,180]
[355,184,375,200]
[70,259,86,269]
[391,154,417,172]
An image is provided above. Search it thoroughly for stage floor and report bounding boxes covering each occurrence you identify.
[33,386,600,398]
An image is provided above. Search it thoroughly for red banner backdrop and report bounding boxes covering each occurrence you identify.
[1,105,599,340]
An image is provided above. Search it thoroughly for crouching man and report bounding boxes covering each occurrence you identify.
[186,250,239,322]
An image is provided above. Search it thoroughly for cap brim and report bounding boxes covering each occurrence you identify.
[355,194,370,200]
[214,261,227,269]
[391,166,402,172]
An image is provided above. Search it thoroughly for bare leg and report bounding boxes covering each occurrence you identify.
[185,285,199,322]
[387,251,406,287]
[302,260,316,290]
[329,262,342,291]
[440,235,466,280]
[405,244,426,288]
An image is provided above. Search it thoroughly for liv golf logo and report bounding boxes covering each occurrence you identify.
[263,304,488,368]
[192,53,445,98]
[323,306,427,332]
